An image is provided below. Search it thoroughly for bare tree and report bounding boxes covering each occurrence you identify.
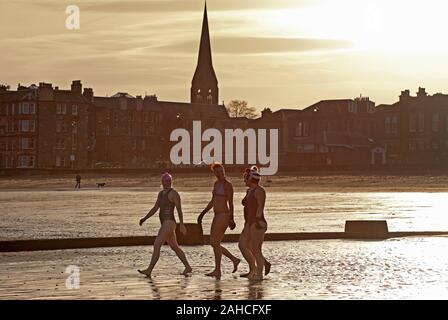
[0,84,10,90]
[226,100,258,119]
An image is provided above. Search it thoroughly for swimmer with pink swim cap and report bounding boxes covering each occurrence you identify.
[138,172,192,277]
[160,172,173,187]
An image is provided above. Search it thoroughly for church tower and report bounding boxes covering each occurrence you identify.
[191,2,219,105]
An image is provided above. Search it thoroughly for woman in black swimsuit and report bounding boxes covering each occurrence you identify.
[138,173,192,277]
[239,166,271,280]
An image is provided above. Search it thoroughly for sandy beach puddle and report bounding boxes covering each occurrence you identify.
[1,237,448,300]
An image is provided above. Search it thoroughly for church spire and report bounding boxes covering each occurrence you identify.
[191,2,219,105]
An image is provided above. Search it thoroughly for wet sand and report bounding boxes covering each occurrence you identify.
[2,238,448,300]
[2,173,448,192]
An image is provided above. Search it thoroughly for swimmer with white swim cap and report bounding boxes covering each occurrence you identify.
[138,173,192,277]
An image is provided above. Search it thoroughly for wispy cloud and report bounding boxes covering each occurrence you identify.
[156,37,353,55]
[25,0,315,12]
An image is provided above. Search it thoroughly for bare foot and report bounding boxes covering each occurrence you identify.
[206,270,221,278]
[138,269,152,278]
[181,267,193,276]
[239,272,251,278]
[232,259,241,273]
[264,260,271,276]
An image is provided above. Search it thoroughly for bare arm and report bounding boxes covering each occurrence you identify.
[171,190,187,235]
[226,182,236,230]
[226,182,234,218]
[139,194,160,225]
[170,190,184,224]
[197,184,214,223]
[254,187,266,220]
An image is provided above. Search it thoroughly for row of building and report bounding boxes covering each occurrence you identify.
[2,79,448,170]
[1,4,448,170]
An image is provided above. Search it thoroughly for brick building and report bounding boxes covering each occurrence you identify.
[0,82,90,169]
[278,97,384,167]
[375,87,448,166]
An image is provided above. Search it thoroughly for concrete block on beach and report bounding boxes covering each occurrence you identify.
[175,223,204,245]
[345,220,389,239]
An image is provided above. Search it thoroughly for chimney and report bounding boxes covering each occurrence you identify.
[83,88,94,103]
[0,84,8,93]
[71,80,82,95]
[145,94,158,104]
[38,82,54,101]
[399,89,410,102]
[417,87,427,98]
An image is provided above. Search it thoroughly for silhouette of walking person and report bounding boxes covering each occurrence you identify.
[75,173,81,189]
[138,173,192,278]
[239,166,271,281]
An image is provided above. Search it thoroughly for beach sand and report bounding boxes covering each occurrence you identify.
[2,238,448,300]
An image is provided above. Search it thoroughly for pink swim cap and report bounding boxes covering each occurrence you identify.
[161,172,172,182]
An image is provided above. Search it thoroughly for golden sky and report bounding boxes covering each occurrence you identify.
[1,0,448,110]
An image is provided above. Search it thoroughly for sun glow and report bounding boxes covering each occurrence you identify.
[258,0,448,53]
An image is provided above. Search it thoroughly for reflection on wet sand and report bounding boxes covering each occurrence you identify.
[248,280,264,300]
[2,238,448,299]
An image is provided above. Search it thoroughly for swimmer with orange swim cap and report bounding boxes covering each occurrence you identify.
[138,173,192,277]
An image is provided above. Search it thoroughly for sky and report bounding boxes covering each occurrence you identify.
[1,0,448,111]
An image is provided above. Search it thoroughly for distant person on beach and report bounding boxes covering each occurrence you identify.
[75,174,81,189]
[197,162,241,277]
[138,173,192,277]
[239,166,271,281]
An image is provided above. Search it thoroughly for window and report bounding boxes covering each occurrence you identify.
[72,105,78,115]
[409,113,417,133]
[142,140,146,150]
[348,101,357,113]
[19,156,35,168]
[367,102,375,113]
[56,138,66,149]
[11,104,15,115]
[105,125,110,136]
[62,104,67,115]
[20,103,29,114]
[296,122,309,137]
[55,156,66,168]
[207,94,213,104]
[385,117,391,134]
[432,113,440,132]
[296,122,303,137]
[56,104,62,115]
[418,112,425,132]
[20,120,29,132]
[30,103,36,114]
[409,140,417,151]
[391,116,398,134]
[21,138,35,150]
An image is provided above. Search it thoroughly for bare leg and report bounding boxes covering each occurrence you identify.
[167,231,192,275]
[249,222,267,281]
[238,224,256,278]
[221,246,241,273]
[207,214,238,277]
[138,221,175,277]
